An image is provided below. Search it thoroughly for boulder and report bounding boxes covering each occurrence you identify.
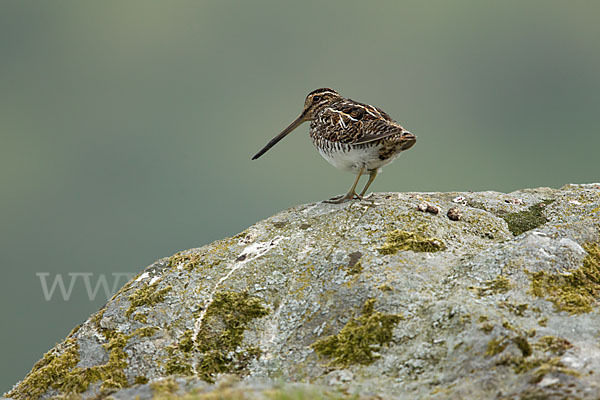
[6,184,600,399]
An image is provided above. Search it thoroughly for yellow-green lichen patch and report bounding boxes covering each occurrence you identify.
[164,354,194,376]
[499,356,580,382]
[195,291,269,382]
[90,330,130,389]
[485,334,531,358]
[7,338,80,399]
[169,251,204,271]
[134,326,159,338]
[501,199,554,236]
[8,330,132,399]
[485,337,509,357]
[150,383,357,400]
[134,375,149,385]
[529,358,581,383]
[512,335,533,357]
[501,319,517,332]
[125,283,172,318]
[150,376,179,396]
[344,261,363,276]
[163,332,194,375]
[89,308,106,327]
[343,251,363,276]
[479,322,495,333]
[133,313,148,324]
[529,242,600,314]
[377,230,446,255]
[498,301,528,316]
[178,330,194,353]
[265,386,358,400]
[162,291,269,382]
[534,336,573,355]
[471,275,512,297]
[486,334,580,382]
[378,284,393,292]
[311,299,403,367]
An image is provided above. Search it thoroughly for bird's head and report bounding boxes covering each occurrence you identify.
[252,88,342,160]
[301,88,342,119]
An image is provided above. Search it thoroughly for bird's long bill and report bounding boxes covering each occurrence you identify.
[252,114,305,160]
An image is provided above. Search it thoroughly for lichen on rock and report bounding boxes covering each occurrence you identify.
[311,299,402,367]
[529,241,600,314]
[377,229,446,254]
[501,199,554,236]
[125,282,172,317]
[471,274,512,297]
[162,290,270,383]
[6,184,600,399]
[7,329,130,399]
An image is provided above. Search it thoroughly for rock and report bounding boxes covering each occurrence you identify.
[447,206,462,221]
[5,184,600,399]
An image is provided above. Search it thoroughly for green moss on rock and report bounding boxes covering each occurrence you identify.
[534,336,573,355]
[498,301,528,316]
[163,291,269,383]
[150,376,179,396]
[486,335,531,358]
[6,338,80,399]
[512,335,532,357]
[343,251,363,276]
[178,330,194,353]
[485,337,508,357]
[529,242,600,314]
[195,291,269,382]
[378,230,446,255]
[133,313,148,324]
[501,200,554,236]
[344,261,363,276]
[8,330,132,399]
[311,299,403,367]
[134,326,159,338]
[472,275,512,297]
[486,333,580,382]
[164,355,194,376]
[134,375,149,385]
[126,283,172,317]
[169,251,204,271]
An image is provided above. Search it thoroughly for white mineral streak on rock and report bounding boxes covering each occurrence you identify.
[149,276,161,286]
[135,272,150,281]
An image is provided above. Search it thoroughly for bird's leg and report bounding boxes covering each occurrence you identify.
[358,169,378,198]
[324,167,364,204]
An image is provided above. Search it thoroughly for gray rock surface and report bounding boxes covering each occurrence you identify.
[5,184,600,399]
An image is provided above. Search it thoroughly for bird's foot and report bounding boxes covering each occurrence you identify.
[323,192,362,204]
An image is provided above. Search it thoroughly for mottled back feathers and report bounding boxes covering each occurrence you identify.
[309,98,408,145]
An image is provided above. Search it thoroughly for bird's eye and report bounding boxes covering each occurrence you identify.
[312,95,321,102]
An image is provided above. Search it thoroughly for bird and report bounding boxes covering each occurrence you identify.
[252,88,416,203]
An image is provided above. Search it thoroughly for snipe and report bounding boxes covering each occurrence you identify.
[252,88,416,203]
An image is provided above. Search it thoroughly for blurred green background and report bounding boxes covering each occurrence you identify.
[1,0,599,393]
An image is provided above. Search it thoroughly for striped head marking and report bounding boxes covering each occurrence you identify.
[303,88,342,119]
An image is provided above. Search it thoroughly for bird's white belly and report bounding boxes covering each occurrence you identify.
[317,144,400,173]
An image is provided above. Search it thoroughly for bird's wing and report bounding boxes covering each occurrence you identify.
[315,100,407,145]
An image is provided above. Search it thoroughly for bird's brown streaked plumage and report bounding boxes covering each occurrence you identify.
[252,88,416,203]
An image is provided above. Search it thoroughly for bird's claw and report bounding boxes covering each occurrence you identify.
[323,192,361,204]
